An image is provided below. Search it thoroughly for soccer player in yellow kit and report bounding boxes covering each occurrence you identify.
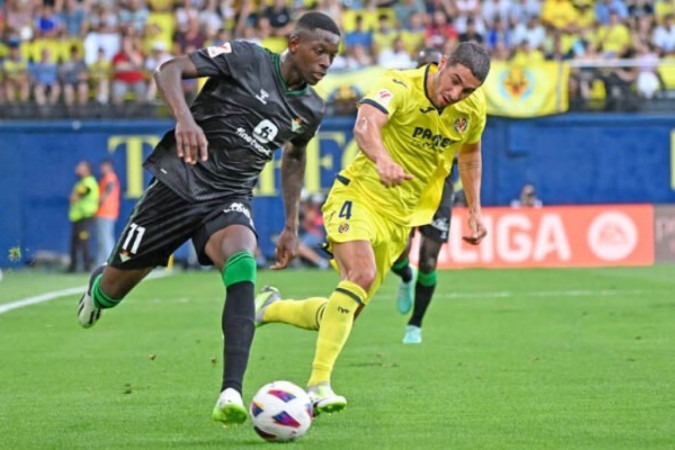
[255,42,490,414]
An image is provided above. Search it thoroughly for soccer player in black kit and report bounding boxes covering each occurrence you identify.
[76,12,341,426]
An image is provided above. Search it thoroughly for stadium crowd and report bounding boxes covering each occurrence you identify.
[0,0,674,117]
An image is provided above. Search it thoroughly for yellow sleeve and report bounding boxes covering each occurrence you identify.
[465,90,487,144]
[358,70,410,117]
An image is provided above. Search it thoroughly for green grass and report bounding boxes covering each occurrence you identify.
[1,266,674,449]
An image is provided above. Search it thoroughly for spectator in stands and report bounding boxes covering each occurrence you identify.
[486,15,513,51]
[596,10,633,57]
[511,39,545,64]
[459,17,485,44]
[68,161,99,273]
[89,47,111,105]
[296,193,330,270]
[511,183,543,208]
[95,159,120,266]
[482,0,512,26]
[373,13,398,55]
[572,41,604,107]
[377,36,415,69]
[32,48,61,108]
[395,0,426,29]
[512,15,546,48]
[509,0,541,24]
[83,4,121,65]
[595,0,629,25]
[541,0,578,31]
[200,0,226,37]
[425,10,458,50]
[5,0,35,41]
[652,13,675,55]
[119,0,150,34]
[263,0,293,37]
[61,44,90,109]
[60,0,88,38]
[628,0,655,21]
[34,4,61,39]
[2,42,30,105]
[173,13,207,55]
[635,42,662,99]
[111,34,147,105]
[345,14,373,54]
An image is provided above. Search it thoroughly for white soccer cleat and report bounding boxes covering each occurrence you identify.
[396,266,417,315]
[307,383,347,415]
[402,325,422,344]
[212,387,248,426]
[77,265,106,328]
[254,286,281,327]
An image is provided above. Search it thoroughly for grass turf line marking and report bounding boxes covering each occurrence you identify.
[0,270,172,315]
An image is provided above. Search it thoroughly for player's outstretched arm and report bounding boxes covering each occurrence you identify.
[270,142,306,270]
[154,56,208,165]
[354,104,413,188]
[458,141,487,245]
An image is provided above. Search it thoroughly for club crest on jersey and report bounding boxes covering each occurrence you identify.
[291,117,304,133]
[454,117,468,133]
[338,223,350,233]
[376,89,393,106]
[206,42,232,58]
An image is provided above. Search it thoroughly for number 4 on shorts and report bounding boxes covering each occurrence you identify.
[339,200,353,220]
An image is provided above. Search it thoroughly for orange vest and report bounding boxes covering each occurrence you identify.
[96,172,120,219]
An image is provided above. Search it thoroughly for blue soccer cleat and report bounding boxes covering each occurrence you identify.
[396,266,417,315]
[402,325,422,344]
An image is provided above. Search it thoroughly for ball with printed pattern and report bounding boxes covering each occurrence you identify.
[250,381,313,442]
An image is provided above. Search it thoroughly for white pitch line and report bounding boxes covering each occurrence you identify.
[0,270,173,315]
[434,289,646,299]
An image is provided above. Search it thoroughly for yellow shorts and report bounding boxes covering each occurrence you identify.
[322,179,409,303]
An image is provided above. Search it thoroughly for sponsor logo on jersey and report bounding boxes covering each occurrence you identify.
[376,89,393,106]
[412,127,458,150]
[255,89,270,105]
[206,42,232,58]
[392,79,407,88]
[235,120,279,157]
[419,106,435,114]
[453,117,468,133]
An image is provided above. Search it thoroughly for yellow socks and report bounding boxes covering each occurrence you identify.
[262,297,328,330]
[308,280,367,387]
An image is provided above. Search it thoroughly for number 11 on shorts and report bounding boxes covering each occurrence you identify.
[122,222,146,254]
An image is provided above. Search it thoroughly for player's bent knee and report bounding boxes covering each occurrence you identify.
[345,268,376,293]
[222,251,256,287]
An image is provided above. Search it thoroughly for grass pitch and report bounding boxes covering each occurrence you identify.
[1,266,674,449]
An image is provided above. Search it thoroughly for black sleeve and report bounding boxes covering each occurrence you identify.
[188,41,256,79]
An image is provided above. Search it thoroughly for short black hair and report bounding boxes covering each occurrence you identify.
[296,11,341,37]
[448,42,491,83]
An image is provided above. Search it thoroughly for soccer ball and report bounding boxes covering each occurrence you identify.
[250,380,313,442]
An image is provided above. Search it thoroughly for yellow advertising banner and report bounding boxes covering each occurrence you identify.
[484,62,570,117]
[315,62,569,118]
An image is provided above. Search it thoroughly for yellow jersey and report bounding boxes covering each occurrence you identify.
[341,64,486,227]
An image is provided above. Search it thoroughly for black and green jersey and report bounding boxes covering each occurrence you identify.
[145,41,325,201]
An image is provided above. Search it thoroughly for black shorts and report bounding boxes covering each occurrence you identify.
[109,179,257,269]
[418,175,454,243]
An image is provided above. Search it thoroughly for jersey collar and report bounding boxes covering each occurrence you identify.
[273,53,308,96]
[423,63,444,113]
